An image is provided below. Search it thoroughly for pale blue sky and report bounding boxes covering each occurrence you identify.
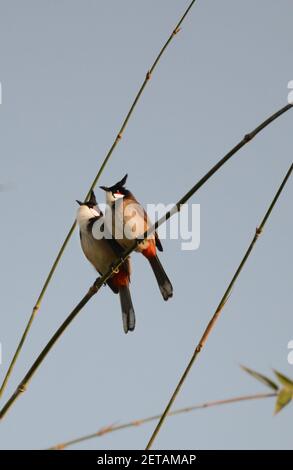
[0,0,292,450]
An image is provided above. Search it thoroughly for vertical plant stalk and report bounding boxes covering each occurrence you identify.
[49,392,276,450]
[0,0,198,398]
[146,163,293,449]
[0,106,291,419]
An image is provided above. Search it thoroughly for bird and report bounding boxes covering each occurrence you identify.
[76,190,135,334]
[100,174,173,301]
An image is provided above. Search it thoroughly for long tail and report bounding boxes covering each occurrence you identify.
[148,255,173,301]
[119,285,136,333]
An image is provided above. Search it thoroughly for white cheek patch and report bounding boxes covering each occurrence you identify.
[105,192,124,204]
[90,207,100,217]
[114,193,124,199]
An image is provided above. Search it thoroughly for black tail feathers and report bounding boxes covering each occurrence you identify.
[148,255,173,301]
[119,285,136,333]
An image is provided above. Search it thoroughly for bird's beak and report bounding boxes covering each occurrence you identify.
[99,186,109,191]
[76,200,83,206]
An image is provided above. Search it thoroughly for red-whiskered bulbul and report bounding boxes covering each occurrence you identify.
[100,175,173,301]
[76,190,135,333]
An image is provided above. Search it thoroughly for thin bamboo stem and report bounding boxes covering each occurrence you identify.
[145,163,293,449]
[49,392,276,450]
[0,107,291,420]
[0,0,197,399]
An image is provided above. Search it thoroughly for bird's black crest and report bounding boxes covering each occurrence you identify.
[76,190,97,208]
[100,174,128,193]
[87,190,97,207]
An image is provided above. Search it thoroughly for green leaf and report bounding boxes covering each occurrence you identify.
[273,370,293,391]
[274,388,293,414]
[241,365,279,391]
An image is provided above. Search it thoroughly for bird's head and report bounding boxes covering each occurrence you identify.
[76,190,101,224]
[100,173,129,205]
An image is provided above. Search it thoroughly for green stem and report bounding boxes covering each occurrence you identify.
[0,0,198,399]
[49,392,276,450]
[145,162,293,449]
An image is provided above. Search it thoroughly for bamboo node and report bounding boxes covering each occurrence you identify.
[173,27,181,35]
[255,227,263,238]
[146,70,152,80]
[97,425,113,436]
[243,133,252,143]
[54,444,65,450]
[18,384,27,393]
[89,285,99,295]
[132,420,143,426]
[195,344,202,353]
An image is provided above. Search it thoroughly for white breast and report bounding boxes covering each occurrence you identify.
[77,205,116,273]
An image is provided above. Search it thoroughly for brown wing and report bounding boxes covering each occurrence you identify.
[139,202,163,251]
[123,192,163,251]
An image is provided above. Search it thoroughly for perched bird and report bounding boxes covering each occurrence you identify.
[76,190,135,333]
[100,174,173,301]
